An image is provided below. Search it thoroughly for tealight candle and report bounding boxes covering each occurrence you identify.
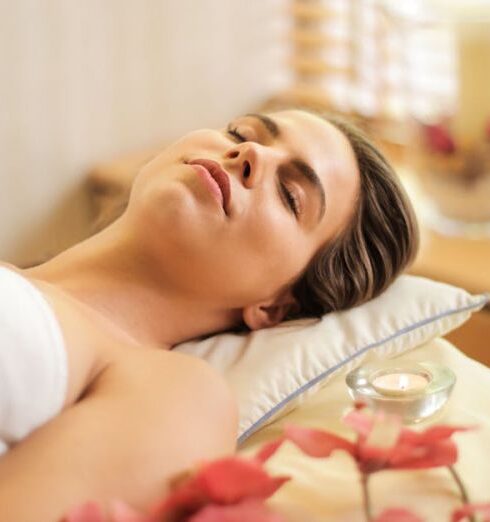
[370,370,430,397]
[346,361,456,423]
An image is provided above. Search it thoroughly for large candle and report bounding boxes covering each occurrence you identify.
[429,0,490,146]
[454,20,490,147]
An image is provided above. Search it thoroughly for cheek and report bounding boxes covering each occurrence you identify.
[232,207,311,279]
[248,202,299,252]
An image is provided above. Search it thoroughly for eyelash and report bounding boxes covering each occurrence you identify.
[281,183,300,217]
[227,126,246,143]
[226,125,300,217]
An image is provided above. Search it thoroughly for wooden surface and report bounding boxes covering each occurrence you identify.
[411,227,490,296]
[445,311,490,368]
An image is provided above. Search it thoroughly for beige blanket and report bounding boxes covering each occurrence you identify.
[239,338,490,521]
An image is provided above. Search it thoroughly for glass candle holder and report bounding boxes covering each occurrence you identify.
[345,360,456,424]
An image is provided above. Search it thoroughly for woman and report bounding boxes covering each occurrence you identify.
[0,109,418,521]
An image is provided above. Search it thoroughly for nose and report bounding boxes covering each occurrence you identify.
[224,142,267,189]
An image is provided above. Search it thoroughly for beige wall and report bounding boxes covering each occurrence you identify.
[0,0,289,265]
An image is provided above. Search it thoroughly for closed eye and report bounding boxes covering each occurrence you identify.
[280,182,300,217]
[227,126,246,143]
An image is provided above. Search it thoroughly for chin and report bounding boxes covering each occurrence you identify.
[134,185,216,255]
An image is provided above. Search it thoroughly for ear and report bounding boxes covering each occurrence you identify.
[242,289,298,331]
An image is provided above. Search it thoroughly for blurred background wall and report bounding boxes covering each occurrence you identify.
[0,0,289,266]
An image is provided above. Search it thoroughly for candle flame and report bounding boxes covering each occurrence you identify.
[399,374,409,390]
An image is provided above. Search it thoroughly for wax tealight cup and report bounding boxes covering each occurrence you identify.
[369,366,432,397]
[345,360,456,423]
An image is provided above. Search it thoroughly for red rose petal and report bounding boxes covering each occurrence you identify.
[196,458,289,503]
[388,439,458,470]
[152,457,289,520]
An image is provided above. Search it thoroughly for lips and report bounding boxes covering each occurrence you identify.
[188,158,231,215]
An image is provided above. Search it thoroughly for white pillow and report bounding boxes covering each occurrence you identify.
[175,276,488,444]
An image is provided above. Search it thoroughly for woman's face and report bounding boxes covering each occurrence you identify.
[128,110,359,321]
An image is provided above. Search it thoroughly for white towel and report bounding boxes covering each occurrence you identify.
[0,267,67,454]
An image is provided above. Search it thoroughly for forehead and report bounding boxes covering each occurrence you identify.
[272,110,360,231]
[271,110,355,175]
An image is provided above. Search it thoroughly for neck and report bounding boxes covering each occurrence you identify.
[24,217,241,347]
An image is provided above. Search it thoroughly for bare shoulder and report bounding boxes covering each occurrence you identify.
[91,348,230,392]
[84,347,239,479]
[87,348,238,431]
[0,347,238,520]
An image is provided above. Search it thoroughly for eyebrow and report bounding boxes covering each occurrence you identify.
[245,113,280,138]
[246,112,326,223]
[290,159,326,223]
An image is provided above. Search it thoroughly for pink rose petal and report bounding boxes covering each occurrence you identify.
[343,409,375,438]
[188,499,287,522]
[195,458,290,503]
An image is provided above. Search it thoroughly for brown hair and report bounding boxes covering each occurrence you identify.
[288,111,419,319]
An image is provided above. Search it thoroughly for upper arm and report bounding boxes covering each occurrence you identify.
[0,350,238,522]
